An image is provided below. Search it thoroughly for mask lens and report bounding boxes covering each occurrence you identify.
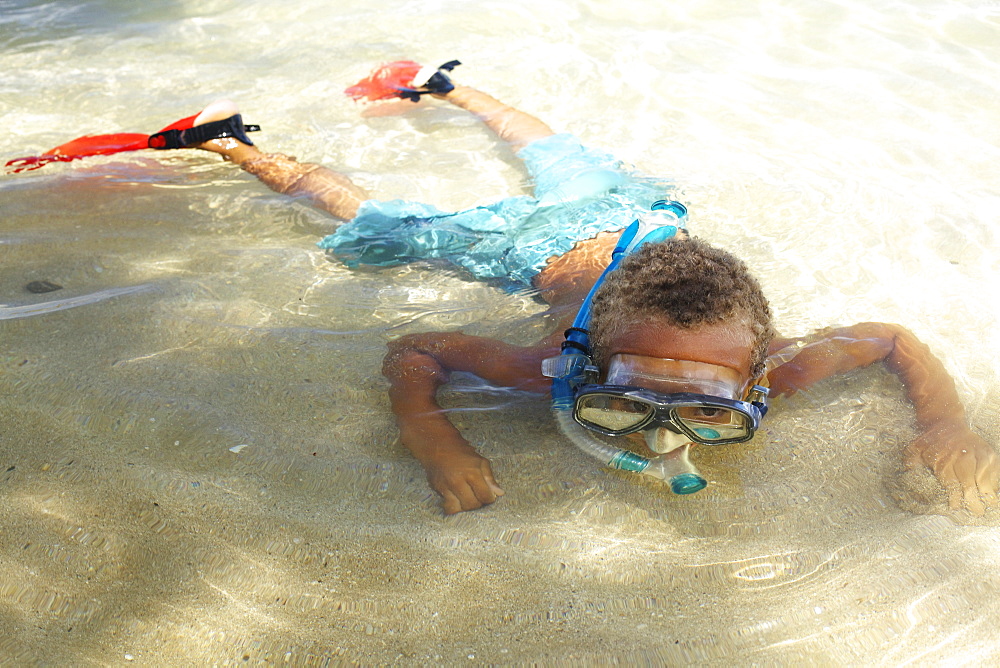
[673,406,751,443]
[575,393,653,433]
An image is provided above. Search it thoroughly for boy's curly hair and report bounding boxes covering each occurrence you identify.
[589,237,774,378]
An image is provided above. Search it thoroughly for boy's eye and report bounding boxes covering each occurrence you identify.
[676,405,734,425]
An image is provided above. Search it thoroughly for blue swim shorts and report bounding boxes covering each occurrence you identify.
[317,133,673,287]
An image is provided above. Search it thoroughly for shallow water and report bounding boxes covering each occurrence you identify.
[2,0,1000,663]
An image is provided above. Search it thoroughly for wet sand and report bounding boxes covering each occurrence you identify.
[2,183,999,663]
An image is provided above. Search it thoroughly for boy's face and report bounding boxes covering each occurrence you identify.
[605,319,755,386]
[603,319,757,456]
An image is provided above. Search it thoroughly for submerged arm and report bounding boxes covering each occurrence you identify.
[382,331,558,514]
[767,322,999,514]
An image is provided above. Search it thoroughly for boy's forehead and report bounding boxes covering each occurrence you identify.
[606,320,755,378]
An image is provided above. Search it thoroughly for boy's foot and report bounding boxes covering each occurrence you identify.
[146,99,257,150]
[397,60,460,101]
[175,99,262,163]
[193,99,241,127]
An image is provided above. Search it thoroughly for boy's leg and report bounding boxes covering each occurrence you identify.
[438,85,555,153]
[192,101,368,221]
[237,153,368,221]
[191,84,556,218]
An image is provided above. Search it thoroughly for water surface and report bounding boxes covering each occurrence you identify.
[2,0,1000,663]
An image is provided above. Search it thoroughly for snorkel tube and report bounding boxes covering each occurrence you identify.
[545,200,708,495]
[552,409,707,494]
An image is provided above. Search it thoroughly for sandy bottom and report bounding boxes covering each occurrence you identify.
[2,163,1000,666]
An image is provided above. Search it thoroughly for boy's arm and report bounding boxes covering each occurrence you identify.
[382,331,558,514]
[766,322,999,515]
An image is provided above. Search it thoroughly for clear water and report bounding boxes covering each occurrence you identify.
[2,0,1000,663]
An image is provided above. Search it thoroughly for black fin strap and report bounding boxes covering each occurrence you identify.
[395,88,424,103]
[148,114,261,150]
[396,60,462,102]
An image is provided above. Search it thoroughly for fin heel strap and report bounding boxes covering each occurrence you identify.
[396,60,461,102]
[148,114,260,149]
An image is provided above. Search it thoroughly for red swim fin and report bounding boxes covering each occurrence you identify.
[155,113,200,134]
[5,112,201,174]
[344,60,424,102]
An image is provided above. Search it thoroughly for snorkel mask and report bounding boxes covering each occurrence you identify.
[543,200,769,495]
[575,354,768,445]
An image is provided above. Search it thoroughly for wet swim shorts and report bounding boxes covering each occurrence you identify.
[317,133,673,287]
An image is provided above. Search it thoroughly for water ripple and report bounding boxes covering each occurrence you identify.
[0,284,156,320]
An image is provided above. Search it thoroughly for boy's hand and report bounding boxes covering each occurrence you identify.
[424,449,505,515]
[905,423,1000,516]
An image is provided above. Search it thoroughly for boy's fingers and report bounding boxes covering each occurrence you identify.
[963,484,986,516]
[976,459,998,504]
[470,475,500,506]
[963,448,998,515]
[947,486,963,511]
[947,450,992,516]
[980,479,1000,509]
[440,477,498,515]
[903,437,999,515]
[976,452,1000,490]
[481,462,505,497]
[937,461,963,510]
[939,456,992,516]
[440,490,464,515]
[432,467,503,514]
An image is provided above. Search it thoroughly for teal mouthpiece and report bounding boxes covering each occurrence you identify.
[694,427,721,440]
[670,473,708,495]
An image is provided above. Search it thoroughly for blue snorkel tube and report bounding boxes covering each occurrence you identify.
[543,201,709,495]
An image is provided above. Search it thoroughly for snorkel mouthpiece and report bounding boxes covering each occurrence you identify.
[640,443,708,495]
[670,473,708,495]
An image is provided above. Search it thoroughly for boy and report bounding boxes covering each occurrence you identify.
[21,65,999,516]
